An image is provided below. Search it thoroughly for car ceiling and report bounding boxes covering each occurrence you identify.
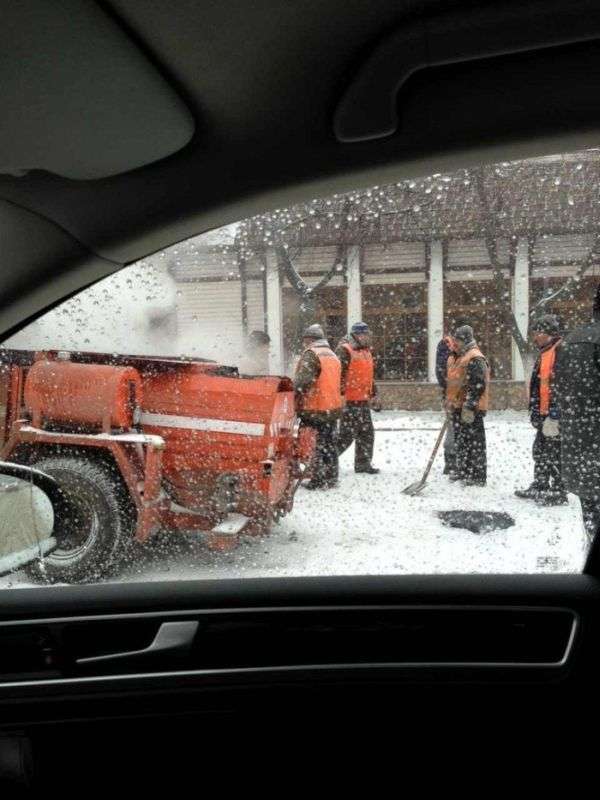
[1,0,600,337]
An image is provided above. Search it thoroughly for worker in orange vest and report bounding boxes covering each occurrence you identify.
[294,323,342,490]
[436,330,460,477]
[515,314,567,506]
[336,322,381,474]
[446,324,490,486]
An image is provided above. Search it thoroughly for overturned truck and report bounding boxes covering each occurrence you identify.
[0,350,314,583]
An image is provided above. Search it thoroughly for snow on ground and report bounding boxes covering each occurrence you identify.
[0,410,590,589]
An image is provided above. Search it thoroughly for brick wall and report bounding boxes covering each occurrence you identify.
[377,381,528,411]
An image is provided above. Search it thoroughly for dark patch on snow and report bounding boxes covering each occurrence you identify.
[437,510,515,534]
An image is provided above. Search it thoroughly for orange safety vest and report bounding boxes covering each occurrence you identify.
[446,346,490,411]
[298,343,342,413]
[539,339,561,416]
[342,342,374,402]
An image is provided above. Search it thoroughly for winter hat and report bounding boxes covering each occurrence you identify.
[532,314,560,335]
[350,321,370,335]
[453,324,475,345]
[303,323,325,340]
[449,316,469,331]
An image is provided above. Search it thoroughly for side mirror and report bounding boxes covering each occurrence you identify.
[0,461,60,577]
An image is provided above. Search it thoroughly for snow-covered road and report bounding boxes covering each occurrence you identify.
[0,411,590,589]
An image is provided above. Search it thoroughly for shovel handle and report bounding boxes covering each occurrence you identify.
[419,418,450,484]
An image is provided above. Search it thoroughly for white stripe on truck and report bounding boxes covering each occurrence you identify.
[140,412,265,437]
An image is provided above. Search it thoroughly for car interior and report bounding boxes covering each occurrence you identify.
[2,0,600,787]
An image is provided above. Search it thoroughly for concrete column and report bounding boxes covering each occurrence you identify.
[511,238,529,382]
[239,256,248,336]
[427,240,444,383]
[346,245,362,326]
[265,250,285,374]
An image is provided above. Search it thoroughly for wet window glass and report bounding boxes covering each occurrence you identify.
[1,149,600,586]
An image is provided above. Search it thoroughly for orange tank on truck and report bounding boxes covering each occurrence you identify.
[139,365,301,514]
[24,360,143,431]
[0,349,314,584]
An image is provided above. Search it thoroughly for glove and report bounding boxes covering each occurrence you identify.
[461,406,475,425]
[370,397,382,412]
[542,417,560,438]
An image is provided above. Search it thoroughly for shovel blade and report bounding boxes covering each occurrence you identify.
[402,479,426,496]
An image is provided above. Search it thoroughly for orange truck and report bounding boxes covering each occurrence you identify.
[0,349,314,583]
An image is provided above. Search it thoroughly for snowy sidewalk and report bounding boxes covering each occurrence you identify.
[0,410,589,588]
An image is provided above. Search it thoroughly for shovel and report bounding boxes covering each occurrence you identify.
[402,417,449,496]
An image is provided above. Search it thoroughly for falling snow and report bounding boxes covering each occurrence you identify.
[2,149,600,587]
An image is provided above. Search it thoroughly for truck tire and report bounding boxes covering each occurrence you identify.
[25,455,134,584]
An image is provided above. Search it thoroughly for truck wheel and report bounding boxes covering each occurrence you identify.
[25,455,134,584]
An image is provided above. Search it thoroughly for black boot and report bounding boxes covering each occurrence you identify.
[514,483,542,500]
[355,465,380,474]
[303,479,326,490]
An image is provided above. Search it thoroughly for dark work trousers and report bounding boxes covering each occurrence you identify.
[532,426,565,493]
[304,419,339,486]
[443,416,457,473]
[580,496,600,540]
[452,410,487,484]
[337,402,375,470]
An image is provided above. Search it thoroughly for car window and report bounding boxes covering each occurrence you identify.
[2,148,599,587]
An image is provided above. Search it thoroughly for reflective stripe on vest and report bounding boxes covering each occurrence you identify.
[539,339,561,416]
[300,344,342,413]
[342,343,374,402]
[446,346,490,411]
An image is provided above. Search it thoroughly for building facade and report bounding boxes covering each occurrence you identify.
[168,233,599,409]
[167,152,600,410]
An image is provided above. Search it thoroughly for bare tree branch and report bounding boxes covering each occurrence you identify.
[472,166,532,362]
[531,234,600,315]
[274,199,354,302]
[277,244,309,297]
[311,243,348,293]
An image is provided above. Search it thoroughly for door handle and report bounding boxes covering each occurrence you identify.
[76,621,199,665]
